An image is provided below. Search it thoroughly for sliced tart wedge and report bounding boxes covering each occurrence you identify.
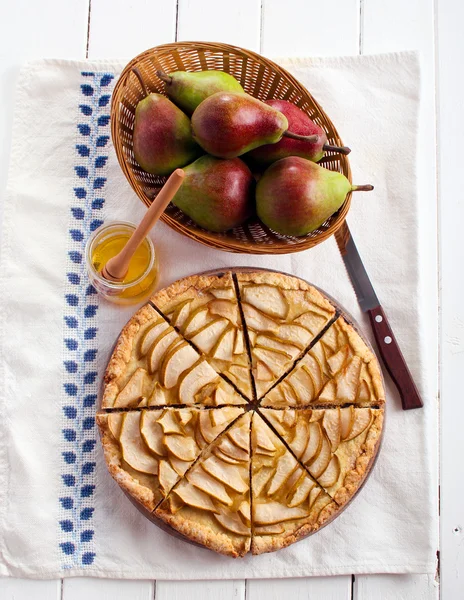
[150,272,253,400]
[155,413,251,558]
[236,271,335,399]
[260,407,384,506]
[251,412,336,555]
[96,406,243,511]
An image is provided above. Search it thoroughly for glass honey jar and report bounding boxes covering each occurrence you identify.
[85,221,159,305]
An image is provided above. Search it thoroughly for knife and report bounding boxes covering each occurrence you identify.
[335,220,423,410]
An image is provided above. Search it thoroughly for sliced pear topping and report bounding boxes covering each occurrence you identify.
[218,437,248,462]
[302,354,324,393]
[254,502,308,525]
[171,299,193,329]
[174,482,218,513]
[256,361,274,382]
[182,306,210,336]
[169,493,184,514]
[114,368,147,408]
[290,419,310,459]
[228,424,249,451]
[140,411,165,456]
[108,413,123,440]
[256,334,300,357]
[228,364,250,385]
[138,397,148,408]
[119,413,158,474]
[241,303,279,333]
[157,411,182,434]
[253,466,274,496]
[202,456,247,493]
[170,456,190,476]
[199,408,241,444]
[323,409,341,452]
[177,409,193,426]
[210,408,233,428]
[187,470,233,505]
[357,378,371,402]
[340,406,355,440]
[345,409,372,441]
[210,287,235,300]
[178,360,219,405]
[158,460,179,494]
[147,382,167,406]
[336,356,362,401]
[277,323,312,349]
[212,384,232,406]
[308,434,332,478]
[215,511,249,535]
[294,311,328,334]
[214,447,242,465]
[148,328,178,374]
[190,319,229,353]
[283,409,296,428]
[238,500,251,523]
[287,477,316,507]
[318,380,336,403]
[327,345,350,375]
[165,435,199,461]
[233,333,244,355]
[301,421,322,464]
[267,453,297,495]
[309,486,322,507]
[255,524,285,535]
[317,455,341,488]
[287,367,314,405]
[253,347,289,376]
[139,319,168,356]
[208,299,238,325]
[284,466,304,492]
[242,284,288,319]
[160,341,199,389]
[255,423,277,452]
[310,343,330,378]
[211,326,235,361]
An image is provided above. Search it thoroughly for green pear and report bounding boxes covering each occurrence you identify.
[172,155,254,232]
[256,157,373,236]
[157,70,244,114]
[133,93,201,176]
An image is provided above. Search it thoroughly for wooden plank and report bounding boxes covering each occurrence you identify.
[247,577,351,600]
[177,0,261,51]
[355,574,438,600]
[88,0,178,58]
[156,580,245,600]
[436,0,464,597]
[62,579,154,600]
[261,0,359,57]
[0,579,61,600]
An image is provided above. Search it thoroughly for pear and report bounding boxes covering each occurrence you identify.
[172,155,254,232]
[248,100,350,165]
[157,70,244,114]
[256,157,373,236]
[133,93,201,175]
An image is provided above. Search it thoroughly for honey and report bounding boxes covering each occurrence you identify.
[86,222,159,305]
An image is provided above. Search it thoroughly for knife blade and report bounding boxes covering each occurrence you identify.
[335,221,423,410]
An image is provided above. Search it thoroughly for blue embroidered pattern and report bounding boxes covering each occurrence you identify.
[59,71,114,568]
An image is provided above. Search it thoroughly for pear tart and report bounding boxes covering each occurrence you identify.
[151,272,253,398]
[98,270,385,557]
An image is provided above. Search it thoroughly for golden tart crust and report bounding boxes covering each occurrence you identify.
[98,270,385,557]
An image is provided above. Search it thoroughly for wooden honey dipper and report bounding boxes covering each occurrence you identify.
[101,169,185,282]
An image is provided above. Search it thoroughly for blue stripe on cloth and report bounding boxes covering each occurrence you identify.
[59,71,115,569]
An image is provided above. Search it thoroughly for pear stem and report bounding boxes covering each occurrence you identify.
[323,143,351,155]
[132,67,148,97]
[157,70,173,85]
[351,184,374,192]
[283,130,320,143]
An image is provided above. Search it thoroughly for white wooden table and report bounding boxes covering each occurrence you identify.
[0,0,460,598]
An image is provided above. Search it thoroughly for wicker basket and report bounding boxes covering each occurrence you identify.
[111,42,352,254]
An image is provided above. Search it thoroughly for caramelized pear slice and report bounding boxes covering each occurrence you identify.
[178,360,219,405]
[170,456,190,476]
[241,303,279,333]
[294,311,328,335]
[290,419,310,459]
[340,406,355,440]
[182,306,210,336]
[254,502,308,525]
[309,486,322,507]
[323,409,341,452]
[215,511,249,535]
[157,411,182,434]
[308,433,332,478]
[199,408,242,443]
[114,368,147,408]
[233,333,244,354]
[228,424,250,451]
[267,453,297,496]
[213,447,242,465]
[302,357,323,395]
[174,482,218,513]
[287,477,316,507]
[336,356,362,401]
[276,323,312,349]
[218,437,248,462]
[317,455,341,488]
[345,409,372,441]
[140,411,165,456]
[165,435,198,462]
[254,524,285,535]
[357,378,371,402]
[208,299,238,325]
[238,500,251,523]
[171,299,193,329]
[242,284,288,319]
[177,409,193,426]
[211,326,235,361]
[119,413,158,475]
[160,341,199,389]
[288,367,314,405]
[187,470,233,505]
[148,382,167,406]
[158,460,179,494]
[108,413,123,440]
[256,361,274,382]
[139,320,169,357]
[148,328,178,374]
[253,347,289,376]
[301,421,322,464]
[327,345,350,375]
[253,466,274,496]
[210,287,235,300]
[190,319,229,353]
[202,456,247,493]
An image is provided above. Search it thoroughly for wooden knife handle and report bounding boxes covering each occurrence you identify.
[367,306,423,410]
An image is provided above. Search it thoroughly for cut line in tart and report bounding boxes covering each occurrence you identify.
[98,269,386,557]
[235,271,336,399]
[150,272,253,399]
